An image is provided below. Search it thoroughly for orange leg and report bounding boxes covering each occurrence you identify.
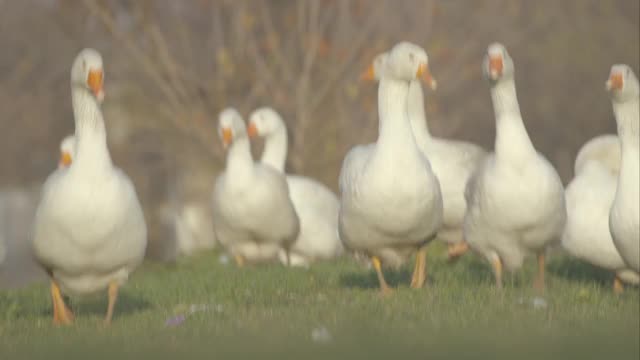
[491,257,503,290]
[234,254,245,268]
[51,285,60,324]
[410,247,427,289]
[533,252,545,293]
[50,281,74,325]
[613,276,624,295]
[447,242,469,261]
[104,282,119,325]
[372,256,393,296]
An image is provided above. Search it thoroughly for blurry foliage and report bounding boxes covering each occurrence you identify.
[0,0,638,254]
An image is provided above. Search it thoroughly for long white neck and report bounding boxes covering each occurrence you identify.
[260,126,287,173]
[407,80,431,146]
[225,136,254,182]
[71,85,112,172]
[490,78,536,162]
[376,77,417,151]
[613,98,640,150]
[613,98,640,197]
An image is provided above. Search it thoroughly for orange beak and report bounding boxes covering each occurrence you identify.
[360,64,376,82]
[247,122,259,138]
[87,69,105,101]
[221,127,233,148]
[59,151,72,168]
[489,55,503,79]
[606,72,623,91]
[416,63,437,90]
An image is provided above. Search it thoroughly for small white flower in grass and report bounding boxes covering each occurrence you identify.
[188,304,208,314]
[218,254,230,265]
[187,303,223,315]
[516,296,548,310]
[311,326,332,344]
[532,296,548,310]
[166,303,222,327]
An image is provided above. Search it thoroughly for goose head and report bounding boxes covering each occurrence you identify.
[606,64,639,103]
[247,107,285,139]
[71,48,105,103]
[218,108,247,150]
[58,135,76,169]
[385,42,437,90]
[483,42,515,83]
[360,52,389,82]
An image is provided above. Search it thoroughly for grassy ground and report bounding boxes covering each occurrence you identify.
[0,243,638,359]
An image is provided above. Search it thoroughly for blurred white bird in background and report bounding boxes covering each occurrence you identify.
[562,134,639,293]
[247,107,344,268]
[212,108,299,266]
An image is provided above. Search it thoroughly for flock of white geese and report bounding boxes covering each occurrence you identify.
[2,40,636,325]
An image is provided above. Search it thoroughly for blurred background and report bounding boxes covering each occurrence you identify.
[0,0,638,286]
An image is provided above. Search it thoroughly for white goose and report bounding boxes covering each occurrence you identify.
[363,52,487,260]
[562,136,638,293]
[247,107,344,267]
[212,108,299,266]
[574,134,620,176]
[463,43,566,290]
[608,64,640,273]
[173,202,217,257]
[339,42,443,294]
[0,188,42,287]
[32,49,147,325]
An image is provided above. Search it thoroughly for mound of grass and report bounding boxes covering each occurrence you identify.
[0,243,638,359]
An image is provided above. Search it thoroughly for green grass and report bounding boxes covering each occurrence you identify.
[0,243,638,359]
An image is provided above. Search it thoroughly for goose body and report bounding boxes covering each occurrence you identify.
[34,164,146,296]
[32,49,147,324]
[608,65,640,272]
[562,150,639,289]
[159,198,218,258]
[339,42,443,292]
[464,43,566,289]
[248,108,343,267]
[574,134,620,176]
[174,202,217,256]
[279,176,342,266]
[406,72,486,258]
[212,108,299,265]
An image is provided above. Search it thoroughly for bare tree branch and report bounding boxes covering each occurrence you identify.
[81,0,184,115]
